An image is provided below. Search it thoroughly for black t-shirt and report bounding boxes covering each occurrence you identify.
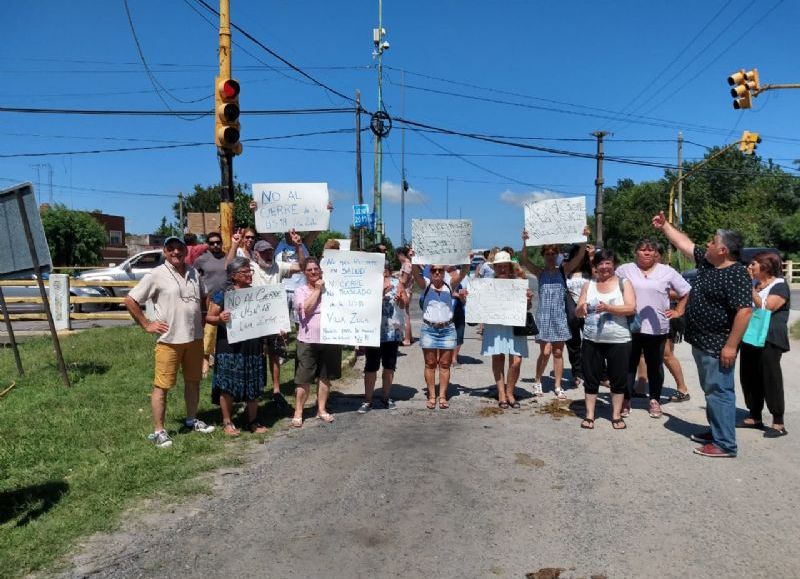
[764,281,791,352]
[685,247,752,357]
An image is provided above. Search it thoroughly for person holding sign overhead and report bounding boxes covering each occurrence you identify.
[411,259,469,410]
[520,226,590,399]
[205,256,269,436]
[476,251,534,409]
[292,257,342,427]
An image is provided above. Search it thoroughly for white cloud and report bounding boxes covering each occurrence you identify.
[381,180,428,205]
[328,187,355,201]
[499,189,566,207]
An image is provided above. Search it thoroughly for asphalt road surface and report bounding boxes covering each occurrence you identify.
[61,311,800,579]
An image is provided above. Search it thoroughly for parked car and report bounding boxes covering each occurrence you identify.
[77,249,164,297]
[0,277,110,314]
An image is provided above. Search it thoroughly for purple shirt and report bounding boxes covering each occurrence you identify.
[293,283,322,343]
[616,263,691,335]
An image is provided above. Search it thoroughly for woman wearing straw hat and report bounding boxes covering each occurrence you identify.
[478,250,534,408]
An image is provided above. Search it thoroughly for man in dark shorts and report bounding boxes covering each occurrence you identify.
[653,211,752,458]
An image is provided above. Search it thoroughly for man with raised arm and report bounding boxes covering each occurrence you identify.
[652,211,751,458]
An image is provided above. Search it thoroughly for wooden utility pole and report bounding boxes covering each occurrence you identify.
[592,131,609,247]
[355,91,364,249]
[218,0,235,251]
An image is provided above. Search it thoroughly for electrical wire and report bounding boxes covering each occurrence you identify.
[0,106,355,116]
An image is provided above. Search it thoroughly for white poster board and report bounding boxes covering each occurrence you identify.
[224,285,292,344]
[411,219,472,265]
[523,196,587,246]
[252,183,330,233]
[334,238,351,251]
[465,278,528,326]
[320,250,384,347]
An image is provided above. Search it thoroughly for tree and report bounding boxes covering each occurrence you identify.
[154,216,180,237]
[40,204,107,266]
[173,182,254,232]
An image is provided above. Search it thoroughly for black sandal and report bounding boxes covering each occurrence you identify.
[669,391,691,402]
[611,418,627,430]
[509,400,521,409]
[581,418,595,429]
[498,401,510,409]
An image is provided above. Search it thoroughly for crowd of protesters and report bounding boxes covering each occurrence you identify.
[125,207,790,458]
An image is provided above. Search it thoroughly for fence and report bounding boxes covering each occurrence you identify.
[784,261,800,288]
[0,276,136,330]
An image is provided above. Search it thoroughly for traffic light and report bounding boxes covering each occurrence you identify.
[215,77,242,154]
[739,130,761,155]
[728,68,760,110]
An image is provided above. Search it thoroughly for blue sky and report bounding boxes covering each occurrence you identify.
[2,0,798,249]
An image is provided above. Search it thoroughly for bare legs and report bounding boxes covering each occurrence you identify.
[663,339,688,395]
[536,341,566,392]
[423,348,453,405]
[493,354,522,404]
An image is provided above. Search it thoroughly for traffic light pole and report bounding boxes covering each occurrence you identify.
[218,0,234,251]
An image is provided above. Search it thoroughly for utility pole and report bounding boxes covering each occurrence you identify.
[372,0,389,243]
[355,90,365,250]
[400,69,406,245]
[676,132,683,229]
[592,131,609,247]
[217,0,235,251]
[178,193,185,238]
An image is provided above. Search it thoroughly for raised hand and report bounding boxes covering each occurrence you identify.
[652,211,666,229]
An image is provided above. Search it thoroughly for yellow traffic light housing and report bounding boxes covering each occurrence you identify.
[739,130,761,155]
[215,77,241,154]
[728,68,760,110]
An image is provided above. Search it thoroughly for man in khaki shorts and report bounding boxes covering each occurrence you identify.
[125,236,215,448]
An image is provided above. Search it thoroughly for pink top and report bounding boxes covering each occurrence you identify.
[616,262,692,335]
[294,283,322,343]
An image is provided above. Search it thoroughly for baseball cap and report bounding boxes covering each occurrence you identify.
[254,240,274,252]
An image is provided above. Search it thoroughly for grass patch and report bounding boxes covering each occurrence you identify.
[791,319,800,341]
[0,326,297,577]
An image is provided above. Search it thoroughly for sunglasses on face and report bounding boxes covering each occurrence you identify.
[208,240,222,245]
[430,269,445,274]
[244,235,256,240]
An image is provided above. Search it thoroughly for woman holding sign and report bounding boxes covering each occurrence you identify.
[205,257,269,436]
[292,257,342,427]
[520,227,590,399]
[412,261,469,409]
[477,251,534,408]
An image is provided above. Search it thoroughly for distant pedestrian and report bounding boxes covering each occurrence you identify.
[125,236,215,448]
[184,233,208,266]
[653,211,752,458]
[396,246,414,346]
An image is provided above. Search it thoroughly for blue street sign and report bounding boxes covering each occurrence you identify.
[353,204,372,228]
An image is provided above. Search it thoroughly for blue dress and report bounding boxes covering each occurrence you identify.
[535,269,571,342]
[211,291,266,404]
[481,324,529,357]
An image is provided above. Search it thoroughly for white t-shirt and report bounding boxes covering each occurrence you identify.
[421,277,454,323]
[252,260,294,287]
[581,279,631,344]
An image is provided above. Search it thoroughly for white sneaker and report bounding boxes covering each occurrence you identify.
[188,419,215,434]
[554,388,567,400]
[148,430,173,448]
[357,402,372,414]
[532,381,544,397]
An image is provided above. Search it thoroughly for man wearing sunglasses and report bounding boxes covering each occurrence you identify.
[194,232,227,378]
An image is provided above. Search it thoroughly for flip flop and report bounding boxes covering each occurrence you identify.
[317,412,335,423]
[509,400,521,409]
[438,398,449,409]
[581,418,595,430]
[498,401,510,409]
[426,399,437,410]
[290,417,303,428]
[611,418,627,430]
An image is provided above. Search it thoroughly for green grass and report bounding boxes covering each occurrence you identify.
[0,326,298,577]
[791,319,800,341]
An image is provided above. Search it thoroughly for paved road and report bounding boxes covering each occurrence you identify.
[62,311,800,579]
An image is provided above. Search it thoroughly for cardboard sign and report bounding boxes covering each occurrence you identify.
[224,284,292,344]
[252,183,330,233]
[464,278,528,326]
[186,212,220,235]
[524,196,587,246]
[334,238,351,251]
[0,182,52,279]
[411,219,472,265]
[319,250,384,347]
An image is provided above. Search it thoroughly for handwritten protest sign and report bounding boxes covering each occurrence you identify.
[411,219,472,265]
[252,183,330,233]
[465,278,528,326]
[334,238,351,250]
[523,196,587,246]
[225,285,292,344]
[320,250,384,347]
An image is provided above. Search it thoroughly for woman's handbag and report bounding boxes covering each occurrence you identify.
[513,312,539,336]
[560,267,582,330]
[742,308,771,347]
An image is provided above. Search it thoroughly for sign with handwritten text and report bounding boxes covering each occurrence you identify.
[411,219,472,265]
[523,196,587,246]
[320,250,384,347]
[465,278,528,325]
[225,285,292,344]
[252,183,330,233]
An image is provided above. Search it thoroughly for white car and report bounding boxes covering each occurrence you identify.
[0,276,109,314]
[77,249,164,297]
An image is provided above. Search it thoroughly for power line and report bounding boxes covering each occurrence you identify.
[0,106,355,116]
